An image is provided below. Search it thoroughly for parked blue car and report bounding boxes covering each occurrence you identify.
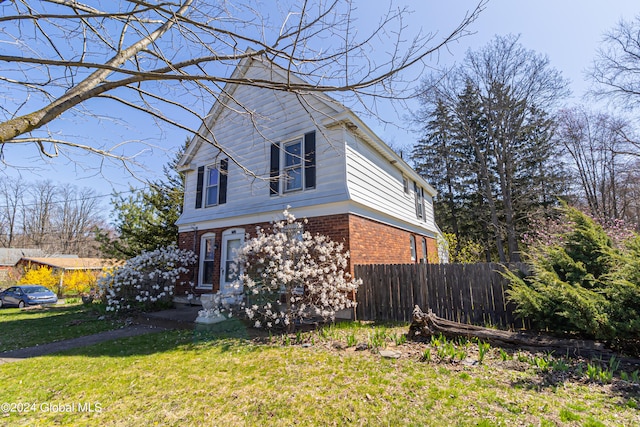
[0,285,58,308]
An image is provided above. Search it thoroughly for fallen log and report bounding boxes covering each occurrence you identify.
[407,305,614,360]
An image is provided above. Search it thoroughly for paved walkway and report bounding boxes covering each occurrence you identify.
[0,305,202,364]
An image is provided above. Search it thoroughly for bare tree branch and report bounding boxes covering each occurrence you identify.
[1,0,486,177]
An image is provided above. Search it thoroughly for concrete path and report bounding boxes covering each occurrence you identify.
[0,324,166,364]
[0,306,202,364]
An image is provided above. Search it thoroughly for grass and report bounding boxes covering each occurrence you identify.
[1,308,639,426]
[0,303,123,352]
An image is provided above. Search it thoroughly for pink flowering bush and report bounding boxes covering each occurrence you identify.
[233,209,361,330]
[98,246,196,314]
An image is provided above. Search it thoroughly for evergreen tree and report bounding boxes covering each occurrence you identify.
[413,35,570,261]
[507,204,640,348]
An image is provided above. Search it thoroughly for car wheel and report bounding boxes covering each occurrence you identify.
[18,300,25,308]
[0,299,3,308]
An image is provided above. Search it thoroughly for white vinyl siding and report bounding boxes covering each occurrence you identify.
[178,62,348,226]
[344,138,437,233]
[177,57,438,240]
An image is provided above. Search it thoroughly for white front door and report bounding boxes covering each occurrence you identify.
[220,228,245,301]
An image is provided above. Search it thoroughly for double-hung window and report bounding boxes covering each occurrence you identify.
[284,139,303,192]
[195,158,228,209]
[410,235,417,262]
[421,238,428,263]
[199,233,216,289]
[205,165,220,207]
[414,182,426,221]
[270,131,316,196]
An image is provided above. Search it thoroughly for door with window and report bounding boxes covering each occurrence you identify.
[220,228,245,299]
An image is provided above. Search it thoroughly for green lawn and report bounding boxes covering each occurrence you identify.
[0,314,638,426]
[0,303,123,352]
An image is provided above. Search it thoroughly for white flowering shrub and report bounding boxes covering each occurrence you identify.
[233,209,361,330]
[98,246,196,314]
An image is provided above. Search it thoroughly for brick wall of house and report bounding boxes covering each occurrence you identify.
[347,215,438,266]
[176,212,437,297]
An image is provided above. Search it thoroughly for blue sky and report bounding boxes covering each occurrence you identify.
[2,0,638,216]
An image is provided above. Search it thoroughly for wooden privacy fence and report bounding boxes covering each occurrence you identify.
[354,263,530,328]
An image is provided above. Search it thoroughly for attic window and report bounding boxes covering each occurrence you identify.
[403,176,409,194]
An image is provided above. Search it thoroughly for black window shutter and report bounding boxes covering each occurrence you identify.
[304,130,316,189]
[218,158,228,205]
[195,166,205,209]
[269,143,280,195]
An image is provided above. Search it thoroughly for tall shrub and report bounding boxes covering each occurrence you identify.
[233,209,361,330]
[98,246,196,313]
[19,266,59,291]
[507,205,639,345]
[62,270,96,295]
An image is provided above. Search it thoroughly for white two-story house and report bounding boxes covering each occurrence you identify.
[175,54,443,301]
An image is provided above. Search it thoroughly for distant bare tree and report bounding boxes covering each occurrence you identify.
[0,178,24,247]
[0,179,105,255]
[21,181,57,251]
[591,15,640,112]
[0,0,485,177]
[556,107,639,226]
[54,186,103,255]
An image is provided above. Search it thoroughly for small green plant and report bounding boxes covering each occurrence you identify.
[295,331,303,345]
[436,343,448,360]
[550,358,569,372]
[533,355,551,371]
[368,329,387,351]
[607,355,620,373]
[586,363,600,382]
[598,369,613,384]
[319,326,330,340]
[346,333,357,348]
[499,348,510,361]
[477,341,490,364]
[430,333,443,347]
[420,348,431,362]
[620,371,629,381]
[631,370,640,384]
[394,333,407,346]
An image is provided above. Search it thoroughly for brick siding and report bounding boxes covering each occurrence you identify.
[177,213,437,296]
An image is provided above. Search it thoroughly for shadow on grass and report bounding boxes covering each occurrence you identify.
[46,316,262,359]
[0,304,121,352]
[507,352,640,405]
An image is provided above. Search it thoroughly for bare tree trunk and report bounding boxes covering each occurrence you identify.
[408,306,616,360]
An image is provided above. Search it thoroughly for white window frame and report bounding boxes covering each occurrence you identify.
[421,237,428,263]
[198,232,216,289]
[282,138,304,193]
[410,235,417,262]
[414,182,426,221]
[205,164,220,207]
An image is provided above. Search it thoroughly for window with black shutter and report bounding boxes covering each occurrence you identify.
[270,130,316,195]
